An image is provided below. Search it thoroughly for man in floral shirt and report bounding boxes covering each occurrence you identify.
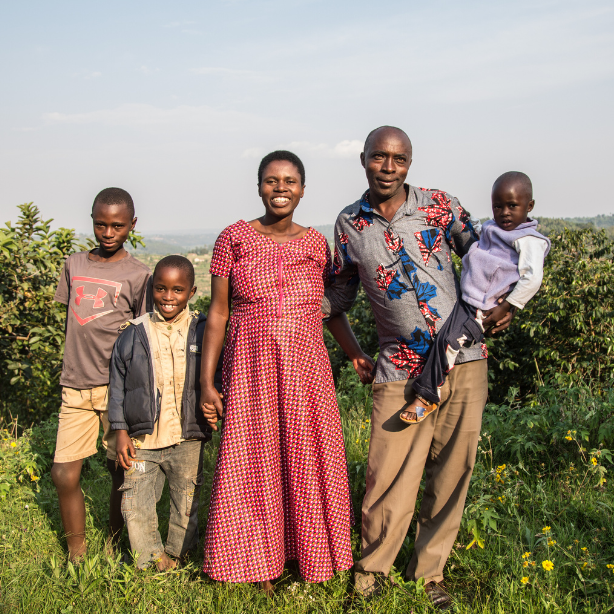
[322,126,510,609]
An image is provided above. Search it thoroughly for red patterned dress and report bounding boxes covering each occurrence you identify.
[202,220,354,583]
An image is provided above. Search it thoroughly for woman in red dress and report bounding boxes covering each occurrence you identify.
[200,151,374,592]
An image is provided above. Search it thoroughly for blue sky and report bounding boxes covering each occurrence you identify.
[1,0,613,232]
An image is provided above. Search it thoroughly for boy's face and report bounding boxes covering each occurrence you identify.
[153,266,196,322]
[92,202,136,255]
[491,181,534,232]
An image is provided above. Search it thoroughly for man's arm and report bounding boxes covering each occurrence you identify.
[326,313,375,384]
[321,217,361,318]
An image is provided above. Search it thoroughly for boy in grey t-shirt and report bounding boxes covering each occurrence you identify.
[51,187,151,561]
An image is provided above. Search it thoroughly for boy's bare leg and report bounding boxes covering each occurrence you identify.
[107,458,125,546]
[51,459,86,560]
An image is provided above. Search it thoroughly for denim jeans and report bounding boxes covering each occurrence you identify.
[119,439,205,568]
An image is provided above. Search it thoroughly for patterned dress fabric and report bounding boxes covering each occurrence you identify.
[322,184,487,384]
[202,220,354,583]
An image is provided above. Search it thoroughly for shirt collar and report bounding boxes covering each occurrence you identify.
[360,184,416,220]
[151,305,190,329]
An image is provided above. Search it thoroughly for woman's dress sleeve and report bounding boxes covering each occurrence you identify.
[210,227,235,278]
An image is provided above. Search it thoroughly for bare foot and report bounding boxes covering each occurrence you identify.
[260,580,275,598]
[156,553,177,571]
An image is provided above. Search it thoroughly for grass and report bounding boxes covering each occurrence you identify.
[1,371,614,612]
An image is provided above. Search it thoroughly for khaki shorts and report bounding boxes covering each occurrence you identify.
[54,386,117,463]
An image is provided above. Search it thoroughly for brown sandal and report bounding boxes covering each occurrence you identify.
[400,395,438,424]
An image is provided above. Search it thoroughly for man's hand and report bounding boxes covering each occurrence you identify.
[352,353,376,385]
[482,299,515,336]
[116,430,137,471]
[201,385,224,431]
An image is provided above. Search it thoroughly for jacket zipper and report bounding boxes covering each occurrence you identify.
[277,244,284,318]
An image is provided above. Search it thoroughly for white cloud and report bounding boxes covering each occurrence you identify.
[241,147,264,158]
[286,139,363,158]
[138,66,159,75]
[190,66,257,77]
[164,20,197,28]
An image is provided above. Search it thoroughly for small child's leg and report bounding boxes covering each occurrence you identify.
[163,440,205,563]
[402,301,483,424]
[51,459,86,561]
[119,452,165,569]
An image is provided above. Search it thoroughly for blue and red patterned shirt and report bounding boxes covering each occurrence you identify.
[322,184,486,384]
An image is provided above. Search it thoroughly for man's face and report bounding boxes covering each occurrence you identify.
[361,130,412,202]
[91,203,136,255]
[491,181,534,231]
[153,266,196,322]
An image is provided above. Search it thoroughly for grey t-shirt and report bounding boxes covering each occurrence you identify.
[54,251,151,389]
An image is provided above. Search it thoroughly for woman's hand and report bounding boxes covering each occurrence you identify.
[201,385,224,431]
[115,430,137,471]
[352,353,376,384]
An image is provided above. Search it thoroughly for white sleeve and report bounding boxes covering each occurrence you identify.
[506,236,549,309]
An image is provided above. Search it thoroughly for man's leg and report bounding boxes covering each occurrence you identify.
[406,359,487,583]
[163,440,205,562]
[355,379,440,587]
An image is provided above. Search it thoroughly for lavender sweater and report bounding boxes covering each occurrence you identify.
[460,219,550,310]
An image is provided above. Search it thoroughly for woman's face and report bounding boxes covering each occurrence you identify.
[258,160,305,219]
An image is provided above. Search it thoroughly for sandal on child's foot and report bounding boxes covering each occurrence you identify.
[400,396,438,424]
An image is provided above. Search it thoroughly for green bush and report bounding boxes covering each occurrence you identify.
[487,228,614,402]
[0,203,144,424]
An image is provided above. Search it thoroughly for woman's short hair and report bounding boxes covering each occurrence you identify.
[258,150,305,186]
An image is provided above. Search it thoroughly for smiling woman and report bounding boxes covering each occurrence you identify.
[198,151,373,593]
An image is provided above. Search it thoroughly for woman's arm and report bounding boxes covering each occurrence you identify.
[200,275,231,431]
[326,313,375,384]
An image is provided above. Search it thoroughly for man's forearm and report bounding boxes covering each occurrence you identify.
[326,313,364,360]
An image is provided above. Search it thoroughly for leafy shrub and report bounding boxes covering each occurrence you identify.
[483,384,614,463]
[487,228,614,402]
[0,203,144,424]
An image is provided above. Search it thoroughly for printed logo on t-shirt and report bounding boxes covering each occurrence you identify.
[69,276,123,326]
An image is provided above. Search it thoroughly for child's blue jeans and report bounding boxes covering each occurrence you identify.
[119,439,205,568]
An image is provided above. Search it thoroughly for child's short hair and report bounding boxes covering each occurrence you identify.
[258,150,305,186]
[93,187,135,218]
[493,171,533,198]
[154,255,195,288]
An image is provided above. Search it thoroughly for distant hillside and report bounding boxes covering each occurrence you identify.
[124,215,614,255]
[128,224,335,254]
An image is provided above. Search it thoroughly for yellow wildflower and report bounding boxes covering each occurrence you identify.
[530,561,536,567]
[548,539,557,546]
[522,561,529,568]
[522,552,532,559]
[521,577,529,584]
[542,560,554,571]
[30,475,39,482]
[543,526,551,533]
[606,564,614,569]
[591,458,598,466]
[10,442,16,448]
[581,547,587,552]
[565,435,572,441]
[582,562,588,569]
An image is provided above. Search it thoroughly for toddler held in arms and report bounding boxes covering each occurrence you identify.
[402,171,551,423]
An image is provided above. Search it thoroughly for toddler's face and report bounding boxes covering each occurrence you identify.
[153,267,196,322]
[491,182,534,231]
